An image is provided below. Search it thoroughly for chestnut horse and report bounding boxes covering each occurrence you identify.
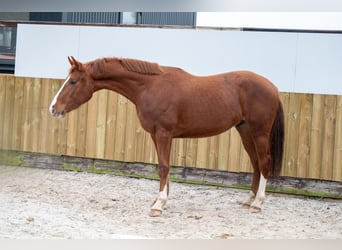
[50,56,284,217]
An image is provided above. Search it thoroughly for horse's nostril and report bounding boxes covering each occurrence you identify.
[49,104,58,116]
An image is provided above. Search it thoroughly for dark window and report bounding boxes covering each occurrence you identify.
[0,25,16,73]
[138,12,196,26]
[29,12,63,22]
[64,12,121,24]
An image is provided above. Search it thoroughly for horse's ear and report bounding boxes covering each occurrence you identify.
[68,56,74,66]
[68,56,85,71]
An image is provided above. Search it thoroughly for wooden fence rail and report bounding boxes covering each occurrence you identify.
[0,75,341,181]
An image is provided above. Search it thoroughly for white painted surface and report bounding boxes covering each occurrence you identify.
[295,33,342,95]
[15,24,79,79]
[15,24,342,95]
[197,12,342,31]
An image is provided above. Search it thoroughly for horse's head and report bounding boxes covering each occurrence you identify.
[49,56,94,118]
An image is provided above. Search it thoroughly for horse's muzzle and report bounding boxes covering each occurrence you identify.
[50,105,65,118]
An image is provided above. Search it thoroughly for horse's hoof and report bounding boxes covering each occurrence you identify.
[149,209,162,217]
[249,206,261,213]
[241,203,250,209]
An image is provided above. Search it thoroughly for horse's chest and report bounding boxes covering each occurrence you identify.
[136,101,175,132]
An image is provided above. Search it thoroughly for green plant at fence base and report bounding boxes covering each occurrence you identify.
[62,163,83,172]
[267,187,342,199]
[0,151,22,166]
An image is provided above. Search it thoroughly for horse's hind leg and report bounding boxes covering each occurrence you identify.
[249,133,271,212]
[235,123,260,209]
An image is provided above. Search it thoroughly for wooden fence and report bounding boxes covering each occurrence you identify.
[0,75,341,182]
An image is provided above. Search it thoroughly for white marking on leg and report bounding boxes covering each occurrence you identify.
[242,190,255,207]
[251,174,267,210]
[151,185,168,211]
[49,76,70,115]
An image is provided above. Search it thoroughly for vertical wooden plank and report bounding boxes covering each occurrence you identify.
[85,91,99,158]
[296,94,313,178]
[171,138,185,167]
[333,96,342,181]
[124,101,138,162]
[55,80,69,156]
[29,78,42,152]
[134,124,145,163]
[320,95,336,180]
[279,92,290,176]
[65,107,78,156]
[75,102,88,157]
[185,138,198,167]
[11,77,25,150]
[171,138,178,166]
[104,91,118,159]
[46,79,62,154]
[20,77,33,151]
[95,90,108,159]
[0,75,5,148]
[113,95,127,161]
[227,129,241,172]
[208,135,219,170]
[196,138,209,168]
[38,78,50,153]
[0,75,7,149]
[2,75,15,150]
[58,113,71,156]
[308,94,324,179]
[283,93,301,177]
[217,131,230,171]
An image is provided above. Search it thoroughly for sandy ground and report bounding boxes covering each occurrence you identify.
[0,165,341,239]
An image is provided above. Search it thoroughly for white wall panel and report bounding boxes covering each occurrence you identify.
[15,24,342,95]
[295,33,342,95]
[15,24,80,79]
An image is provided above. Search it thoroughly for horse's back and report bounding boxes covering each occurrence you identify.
[162,67,278,94]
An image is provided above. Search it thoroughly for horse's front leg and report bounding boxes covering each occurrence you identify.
[149,129,172,217]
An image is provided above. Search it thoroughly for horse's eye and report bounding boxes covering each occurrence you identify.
[70,80,77,85]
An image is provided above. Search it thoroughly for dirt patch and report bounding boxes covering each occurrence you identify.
[0,165,341,239]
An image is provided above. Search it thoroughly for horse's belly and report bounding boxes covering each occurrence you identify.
[175,127,232,138]
[175,112,240,138]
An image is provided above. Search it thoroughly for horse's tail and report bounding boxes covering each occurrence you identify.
[269,100,285,177]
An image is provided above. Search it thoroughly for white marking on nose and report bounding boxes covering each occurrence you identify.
[49,76,70,115]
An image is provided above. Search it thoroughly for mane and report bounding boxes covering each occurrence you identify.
[119,58,163,75]
[87,58,106,75]
[86,57,163,77]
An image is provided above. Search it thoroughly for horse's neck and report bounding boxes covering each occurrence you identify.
[93,73,144,105]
